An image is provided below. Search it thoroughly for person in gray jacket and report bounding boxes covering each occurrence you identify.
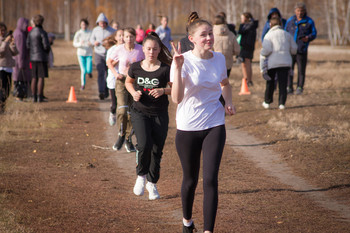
[90,13,115,100]
[26,15,50,103]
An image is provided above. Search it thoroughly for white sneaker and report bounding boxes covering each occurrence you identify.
[133,175,146,196]
[279,105,285,110]
[146,182,160,200]
[262,102,270,109]
[109,112,116,126]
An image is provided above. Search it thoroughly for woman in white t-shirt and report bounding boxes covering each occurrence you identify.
[170,13,236,233]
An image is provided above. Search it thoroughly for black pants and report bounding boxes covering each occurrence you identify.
[265,67,289,106]
[131,107,169,184]
[0,70,12,101]
[176,125,226,232]
[109,88,117,114]
[288,53,308,90]
[94,53,109,97]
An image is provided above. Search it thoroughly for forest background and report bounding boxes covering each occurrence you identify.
[1,0,350,46]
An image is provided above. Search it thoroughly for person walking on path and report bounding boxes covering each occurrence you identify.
[135,24,145,44]
[90,13,115,100]
[155,16,172,52]
[260,17,297,110]
[213,14,240,78]
[261,8,287,42]
[26,15,50,103]
[104,29,124,126]
[125,32,172,200]
[0,22,18,106]
[73,18,93,91]
[108,27,145,153]
[13,17,30,101]
[237,12,258,87]
[285,2,317,95]
[170,13,236,233]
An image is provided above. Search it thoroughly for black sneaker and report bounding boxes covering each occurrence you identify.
[183,222,197,233]
[99,93,105,100]
[287,87,294,94]
[112,134,125,151]
[125,137,136,153]
[88,73,93,78]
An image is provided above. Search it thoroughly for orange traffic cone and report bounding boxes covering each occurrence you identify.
[66,86,78,103]
[238,78,251,95]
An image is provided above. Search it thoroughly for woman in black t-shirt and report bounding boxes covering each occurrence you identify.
[125,32,172,200]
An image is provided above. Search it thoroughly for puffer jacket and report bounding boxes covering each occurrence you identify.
[26,26,50,62]
[13,17,31,82]
[213,24,240,69]
[260,25,297,70]
[0,36,18,67]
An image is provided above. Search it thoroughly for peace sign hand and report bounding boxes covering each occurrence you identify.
[171,41,184,68]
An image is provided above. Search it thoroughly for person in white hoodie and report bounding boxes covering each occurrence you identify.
[90,13,115,100]
[73,18,93,90]
[260,17,297,110]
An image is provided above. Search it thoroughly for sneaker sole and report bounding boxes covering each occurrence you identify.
[125,143,136,153]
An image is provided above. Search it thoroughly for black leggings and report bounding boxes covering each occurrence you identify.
[176,125,226,232]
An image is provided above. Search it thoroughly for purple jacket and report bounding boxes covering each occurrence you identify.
[13,17,31,82]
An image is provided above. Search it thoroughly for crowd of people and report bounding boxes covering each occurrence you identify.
[0,2,317,232]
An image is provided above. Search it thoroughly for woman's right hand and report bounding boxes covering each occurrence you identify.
[171,41,184,68]
[132,90,142,102]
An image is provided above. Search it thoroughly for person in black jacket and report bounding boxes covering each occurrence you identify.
[238,12,258,87]
[26,15,50,102]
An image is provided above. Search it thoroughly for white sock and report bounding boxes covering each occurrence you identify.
[183,219,193,227]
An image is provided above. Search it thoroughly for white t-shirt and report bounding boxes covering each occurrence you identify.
[106,45,118,89]
[170,51,227,131]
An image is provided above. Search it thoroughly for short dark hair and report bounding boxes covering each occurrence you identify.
[0,22,7,31]
[270,16,281,27]
[214,15,225,25]
[80,18,89,26]
[33,15,44,26]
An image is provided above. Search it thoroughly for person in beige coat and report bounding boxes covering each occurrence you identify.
[213,15,240,78]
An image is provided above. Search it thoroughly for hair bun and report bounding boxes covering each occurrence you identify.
[188,12,199,24]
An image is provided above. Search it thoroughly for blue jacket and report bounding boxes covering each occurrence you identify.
[285,14,317,54]
[261,8,286,42]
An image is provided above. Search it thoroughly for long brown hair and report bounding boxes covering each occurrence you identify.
[143,31,172,66]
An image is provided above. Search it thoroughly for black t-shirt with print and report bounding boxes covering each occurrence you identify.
[128,61,170,116]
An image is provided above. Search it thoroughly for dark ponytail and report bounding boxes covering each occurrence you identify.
[143,31,172,66]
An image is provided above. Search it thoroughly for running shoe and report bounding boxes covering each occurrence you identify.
[296,87,303,95]
[146,182,160,200]
[182,222,197,233]
[125,137,136,152]
[109,112,116,126]
[112,134,125,151]
[262,102,270,109]
[133,175,146,196]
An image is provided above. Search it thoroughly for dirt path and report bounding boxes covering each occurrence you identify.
[1,41,350,232]
[226,125,350,223]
